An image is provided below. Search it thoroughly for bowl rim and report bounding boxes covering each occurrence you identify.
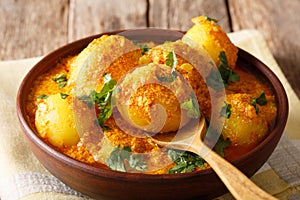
[16,28,289,181]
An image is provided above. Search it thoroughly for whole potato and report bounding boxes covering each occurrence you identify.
[35,93,79,147]
[115,63,194,133]
[222,93,276,146]
[183,15,238,68]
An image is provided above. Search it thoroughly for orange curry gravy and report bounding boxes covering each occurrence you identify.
[26,52,277,174]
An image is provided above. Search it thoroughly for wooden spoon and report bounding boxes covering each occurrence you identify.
[152,116,277,200]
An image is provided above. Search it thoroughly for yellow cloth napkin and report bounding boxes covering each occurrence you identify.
[0,30,299,200]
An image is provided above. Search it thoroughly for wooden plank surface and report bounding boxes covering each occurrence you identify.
[68,0,148,41]
[228,0,300,97]
[0,0,299,97]
[148,0,231,32]
[0,0,69,60]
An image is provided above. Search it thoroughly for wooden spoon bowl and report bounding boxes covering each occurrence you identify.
[153,116,276,199]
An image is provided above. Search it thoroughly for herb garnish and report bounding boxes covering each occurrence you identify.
[157,71,178,82]
[220,102,232,118]
[204,129,231,158]
[52,73,67,88]
[60,93,69,99]
[78,74,116,129]
[167,149,205,174]
[136,43,151,55]
[206,51,240,90]
[206,68,225,91]
[204,16,218,23]
[213,137,231,158]
[157,50,179,82]
[37,94,48,99]
[106,146,147,172]
[251,91,267,114]
[165,50,178,67]
[181,94,201,118]
[218,51,240,86]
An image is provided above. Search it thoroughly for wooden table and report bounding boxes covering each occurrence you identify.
[1,0,299,98]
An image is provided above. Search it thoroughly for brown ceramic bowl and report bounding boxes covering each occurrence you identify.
[16,29,288,200]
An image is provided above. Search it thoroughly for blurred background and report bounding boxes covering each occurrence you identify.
[0,0,299,97]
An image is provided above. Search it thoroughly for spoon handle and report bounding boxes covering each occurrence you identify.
[198,145,277,200]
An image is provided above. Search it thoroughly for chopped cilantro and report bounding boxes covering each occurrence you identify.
[157,71,178,82]
[213,137,231,158]
[251,91,267,114]
[256,91,267,105]
[128,154,147,171]
[136,43,151,55]
[206,51,240,91]
[78,90,97,108]
[218,51,240,87]
[206,69,225,91]
[167,149,205,174]
[60,93,69,99]
[204,16,218,23]
[52,73,67,88]
[205,129,231,158]
[106,146,130,172]
[165,50,178,67]
[167,129,231,174]
[106,146,147,172]
[220,102,231,118]
[181,94,201,119]
[78,74,116,128]
[157,50,179,82]
[37,94,48,99]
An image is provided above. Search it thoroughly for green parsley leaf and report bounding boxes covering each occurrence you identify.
[207,51,240,91]
[181,94,201,118]
[60,93,69,99]
[205,129,231,158]
[213,137,231,158]
[251,91,267,114]
[204,16,218,23]
[157,50,179,82]
[106,146,147,172]
[78,92,95,108]
[78,74,117,128]
[206,69,225,91]
[167,149,205,174]
[106,146,130,172]
[228,70,240,83]
[218,51,240,87]
[156,70,178,82]
[256,91,267,105]
[37,94,48,99]
[52,73,67,88]
[165,50,178,68]
[220,102,232,118]
[128,154,147,171]
[136,43,151,55]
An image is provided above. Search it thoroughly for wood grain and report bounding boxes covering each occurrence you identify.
[68,0,148,41]
[148,0,231,32]
[0,0,299,97]
[228,0,300,97]
[0,0,69,60]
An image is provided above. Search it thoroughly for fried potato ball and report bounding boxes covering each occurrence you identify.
[115,63,194,133]
[183,16,238,68]
[35,93,79,147]
[222,93,277,146]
